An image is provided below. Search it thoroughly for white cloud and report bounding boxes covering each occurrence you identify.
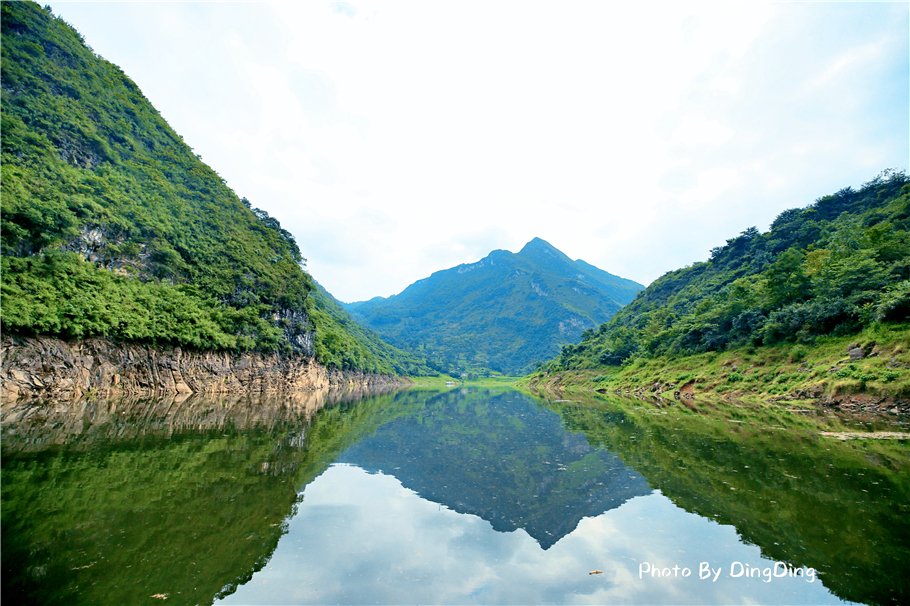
[709,76,740,95]
[677,167,742,210]
[809,41,886,89]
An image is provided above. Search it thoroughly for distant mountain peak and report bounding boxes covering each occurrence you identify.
[345,239,645,375]
[519,237,560,255]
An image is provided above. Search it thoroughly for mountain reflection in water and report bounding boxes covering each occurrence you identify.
[337,390,651,549]
[2,387,908,605]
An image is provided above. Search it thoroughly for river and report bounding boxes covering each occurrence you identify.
[2,387,908,605]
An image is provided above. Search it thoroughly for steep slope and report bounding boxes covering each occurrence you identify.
[307,281,434,375]
[345,238,644,375]
[0,2,423,377]
[548,171,910,371]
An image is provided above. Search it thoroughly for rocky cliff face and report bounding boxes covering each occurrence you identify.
[1,336,408,401]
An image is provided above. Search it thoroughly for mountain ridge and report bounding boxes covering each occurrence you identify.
[345,238,644,375]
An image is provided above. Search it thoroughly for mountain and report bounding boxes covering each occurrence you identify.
[549,170,910,371]
[0,1,425,376]
[345,238,644,375]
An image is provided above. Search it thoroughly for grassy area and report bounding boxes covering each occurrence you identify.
[463,376,523,388]
[522,323,910,401]
[407,375,523,389]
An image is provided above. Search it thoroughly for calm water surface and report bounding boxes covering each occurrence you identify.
[2,387,908,605]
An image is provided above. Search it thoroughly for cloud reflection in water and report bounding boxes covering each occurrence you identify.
[218,464,846,605]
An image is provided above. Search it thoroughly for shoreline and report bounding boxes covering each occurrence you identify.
[519,325,910,416]
[520,370,910,416]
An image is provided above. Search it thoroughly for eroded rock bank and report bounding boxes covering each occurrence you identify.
[1,336,410,401]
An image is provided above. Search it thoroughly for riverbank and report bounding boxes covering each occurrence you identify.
[1,336,411,401]
[520,324,910,415]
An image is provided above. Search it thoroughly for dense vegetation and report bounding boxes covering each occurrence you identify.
[1,2,303,350]
[0,2,425,374]
[307,282,434,375]
[549,171,910,371]
[346,238,643,376]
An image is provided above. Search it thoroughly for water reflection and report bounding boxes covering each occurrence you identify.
[1,387,408,606]
[546,393,910,606]
[220,464,840,605]
[2,387,908,605]
[337,390,651,548]
[1,385,396,451]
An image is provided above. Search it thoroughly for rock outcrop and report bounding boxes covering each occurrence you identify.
[1,336,409,401]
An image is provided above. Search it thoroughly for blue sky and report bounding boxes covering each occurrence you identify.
[50,1,909,302]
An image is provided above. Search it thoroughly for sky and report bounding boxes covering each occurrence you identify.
[49,1,909,303]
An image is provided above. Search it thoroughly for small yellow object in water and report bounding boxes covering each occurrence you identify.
[589,570,603,575]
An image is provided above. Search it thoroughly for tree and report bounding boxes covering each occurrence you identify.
[763,247,810,308]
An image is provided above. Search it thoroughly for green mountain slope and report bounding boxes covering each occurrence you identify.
[345,238,644,375]
[0,1,422,375]
[307,281,434,375]
[549,170,910,371]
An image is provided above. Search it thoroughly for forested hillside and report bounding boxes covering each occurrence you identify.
[0,1,428,376]
[346,238,643,376]
[550,170,910,371]
[307,282,433,375]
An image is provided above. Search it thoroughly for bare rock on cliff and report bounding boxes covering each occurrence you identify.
[1,336,406,401]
